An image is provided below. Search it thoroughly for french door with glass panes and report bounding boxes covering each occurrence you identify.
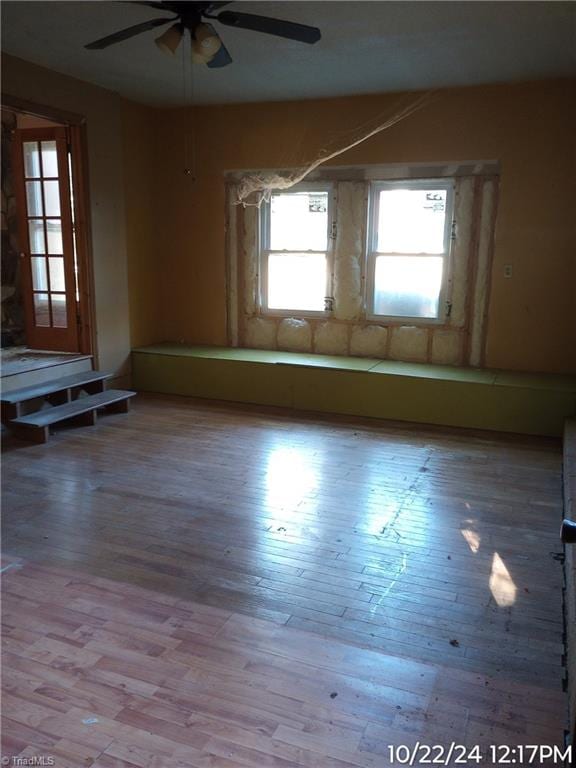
[13,127,79,352]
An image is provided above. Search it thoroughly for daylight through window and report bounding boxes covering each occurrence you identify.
[368,181,453,320]
[260,186,332,313]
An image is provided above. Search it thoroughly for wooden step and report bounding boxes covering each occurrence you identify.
[9,389,136,444]
[1,370,113,423]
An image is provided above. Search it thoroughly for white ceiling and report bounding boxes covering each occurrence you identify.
[2,1,575,107]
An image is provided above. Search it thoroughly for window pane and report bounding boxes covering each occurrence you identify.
[31,257,48,291]
[23,142,40,178]
[374,255,443,318]
[46,220,63,254]
[268,253,326,312]
[377,188,447,254]
[43,180,61,216]
[28,220,45,254]
[51,294,67,328]
[48,257,66,292]
[270,191,328,251]
[33,293,50,326]
[25,181,43,216]
[41,141,58,177]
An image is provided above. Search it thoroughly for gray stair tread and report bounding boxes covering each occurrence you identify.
[1,371,113,405]
[12,390,136,427]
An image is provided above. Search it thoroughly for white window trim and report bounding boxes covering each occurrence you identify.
[259,181,336,317]
[366,179,455,325]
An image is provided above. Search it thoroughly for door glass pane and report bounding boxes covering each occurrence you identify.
[270,192,328,251]
[25,181,43,216]
[48,257,66,292]
[41,141,58,177]
[51,294,67,328]
[33,293,50,326]
[43,180,61,216]
[373,255,443,319]
[23,142,41,178]
[28,220,45,254]
[268,252,326,312]
[377,188,448,254]
[46,220,63,254]
[31,257,48,291]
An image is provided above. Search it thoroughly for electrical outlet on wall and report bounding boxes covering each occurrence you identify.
[504,265,513,279]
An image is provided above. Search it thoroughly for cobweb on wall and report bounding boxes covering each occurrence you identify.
[233,91,436,207]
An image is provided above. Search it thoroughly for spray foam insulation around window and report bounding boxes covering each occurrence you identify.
[229,139,498,367]
[333,182,364,322]
[277,318,312,353]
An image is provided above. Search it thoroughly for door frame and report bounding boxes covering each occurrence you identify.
[2,94,96,363]
[14,126,79,351]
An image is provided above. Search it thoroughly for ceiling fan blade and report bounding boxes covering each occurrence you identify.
[213,11,321,44]
[85,17,174,49]
[119,1,169,9]
[206,41,233,68]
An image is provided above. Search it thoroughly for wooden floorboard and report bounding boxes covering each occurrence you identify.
[1,394,569,766]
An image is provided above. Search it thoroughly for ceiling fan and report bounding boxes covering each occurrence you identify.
[85,1,322,68]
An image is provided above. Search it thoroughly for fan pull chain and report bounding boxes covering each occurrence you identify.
[182,28,196,181]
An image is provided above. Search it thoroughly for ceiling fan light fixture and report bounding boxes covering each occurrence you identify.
[191,49,212,64]
[84,3,321,70]
[155,23,183,55]
[191,23,222,63]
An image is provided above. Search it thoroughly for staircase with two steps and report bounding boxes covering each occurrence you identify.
[1,370,136,443]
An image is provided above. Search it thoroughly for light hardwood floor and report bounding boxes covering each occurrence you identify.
[1,394,569,766]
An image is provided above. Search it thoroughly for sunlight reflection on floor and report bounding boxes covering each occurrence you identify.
[265,445,320,513]
[490,552,517,607]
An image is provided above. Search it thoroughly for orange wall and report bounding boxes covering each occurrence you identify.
[154,79,576,374]
[122,100,163,349]
[2,54,133,379]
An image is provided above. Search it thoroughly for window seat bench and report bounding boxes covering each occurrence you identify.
[132,343,576,437]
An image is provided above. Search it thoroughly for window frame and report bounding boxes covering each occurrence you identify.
[365,179,455,325]
[259,181,335,317]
